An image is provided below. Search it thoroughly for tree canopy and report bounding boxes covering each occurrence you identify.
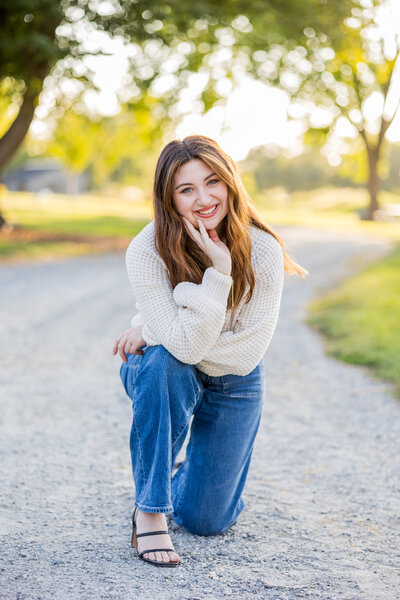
[241,0,400,217]
[0,0,356,173]
[4,0,396,221]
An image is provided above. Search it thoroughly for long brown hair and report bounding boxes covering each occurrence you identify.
[153,135,308,311]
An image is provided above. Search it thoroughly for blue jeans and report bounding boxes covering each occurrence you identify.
[120,344,265,536]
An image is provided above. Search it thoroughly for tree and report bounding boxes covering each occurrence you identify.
[1,0,354,226]
[244,0,400,219]
[0,1,65,174]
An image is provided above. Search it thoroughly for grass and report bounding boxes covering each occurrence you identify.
[7,213,149,237]
[1,190,151,232]
[0,238,96,261]
[0,191,151,262]
[307,243,400,399]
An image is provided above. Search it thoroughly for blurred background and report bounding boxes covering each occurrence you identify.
[1,0,400,259]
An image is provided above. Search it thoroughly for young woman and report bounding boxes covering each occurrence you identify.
[113,135,307,568]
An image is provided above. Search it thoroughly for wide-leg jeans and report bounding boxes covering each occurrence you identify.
[120,344,265,536]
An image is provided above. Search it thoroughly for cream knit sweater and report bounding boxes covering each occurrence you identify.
[126,220,284,377]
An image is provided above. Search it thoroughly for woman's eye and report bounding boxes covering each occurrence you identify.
[208,179,219,185]
[181,187,192,193]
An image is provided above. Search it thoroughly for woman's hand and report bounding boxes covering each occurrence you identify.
[112,326,146,362]
[181,216,232,274]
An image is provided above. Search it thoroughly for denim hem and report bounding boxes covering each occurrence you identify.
[135,502,174,513]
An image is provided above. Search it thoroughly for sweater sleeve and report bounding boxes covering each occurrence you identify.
[196,236,284,376]
[125,239,233,364]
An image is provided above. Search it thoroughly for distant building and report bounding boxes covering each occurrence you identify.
[3,159,89,194]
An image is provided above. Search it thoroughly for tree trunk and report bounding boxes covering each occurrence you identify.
[364,146,380,221]
[0,90,37,173]
[0,89,38,228]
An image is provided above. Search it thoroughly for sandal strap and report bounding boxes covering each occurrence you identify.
[139,547,176,558]
[136,530,168,538]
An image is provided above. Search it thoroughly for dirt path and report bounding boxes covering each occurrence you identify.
[0,227,398,600]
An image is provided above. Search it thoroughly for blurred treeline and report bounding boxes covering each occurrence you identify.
[241,143,400,195]
[6,130,399,198]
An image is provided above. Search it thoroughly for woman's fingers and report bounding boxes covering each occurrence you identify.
[182,216,198,239]
[113,327,147,360]
[113,333,125,355]
[197,218,207,234]
[182,216,206,248]
[181,215,231,268]
[124,337,139,357]
[118,336,128,362]
[196,218,209,241]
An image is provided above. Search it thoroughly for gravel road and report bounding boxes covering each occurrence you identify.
[0,227,399,600]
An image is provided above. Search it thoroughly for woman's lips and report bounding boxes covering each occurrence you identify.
[194,204,219,218]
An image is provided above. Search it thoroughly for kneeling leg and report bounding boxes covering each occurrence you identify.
[121,345,202,513]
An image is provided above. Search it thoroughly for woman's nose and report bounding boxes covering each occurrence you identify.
[195,187,211,206]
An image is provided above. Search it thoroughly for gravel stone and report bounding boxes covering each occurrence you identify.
[0,227,399,600]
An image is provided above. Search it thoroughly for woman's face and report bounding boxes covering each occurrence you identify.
[172,159,229,235]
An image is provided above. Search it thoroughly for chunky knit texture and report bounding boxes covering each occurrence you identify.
[126,220,284,376]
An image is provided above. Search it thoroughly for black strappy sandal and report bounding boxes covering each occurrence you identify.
[131,507,181,567]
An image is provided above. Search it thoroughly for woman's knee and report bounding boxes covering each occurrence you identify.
[144,345,193,372]
[177,517,225,537]
[140,345,199,385]
[173,507,234,537]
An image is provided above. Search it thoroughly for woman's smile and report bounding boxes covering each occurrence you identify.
[195,204,219,218]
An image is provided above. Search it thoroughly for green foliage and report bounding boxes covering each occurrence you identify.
[239,0,399,215]
[0,0,358,174]
[337,138,368,184]
[44,97,161,188]
[0,0,65,87]
[46,111,96,175]
[303,128,331,148]
[2,0,397,224]
[338,138,396,188]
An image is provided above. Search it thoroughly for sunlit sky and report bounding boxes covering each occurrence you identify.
[34,0,400,163]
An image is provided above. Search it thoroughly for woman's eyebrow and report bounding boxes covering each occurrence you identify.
[175,172,217,190]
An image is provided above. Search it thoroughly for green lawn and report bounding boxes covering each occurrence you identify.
[1,191,151,234]
[0,191,151,261]
[307,244,400,399]
[6,212,149,238]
